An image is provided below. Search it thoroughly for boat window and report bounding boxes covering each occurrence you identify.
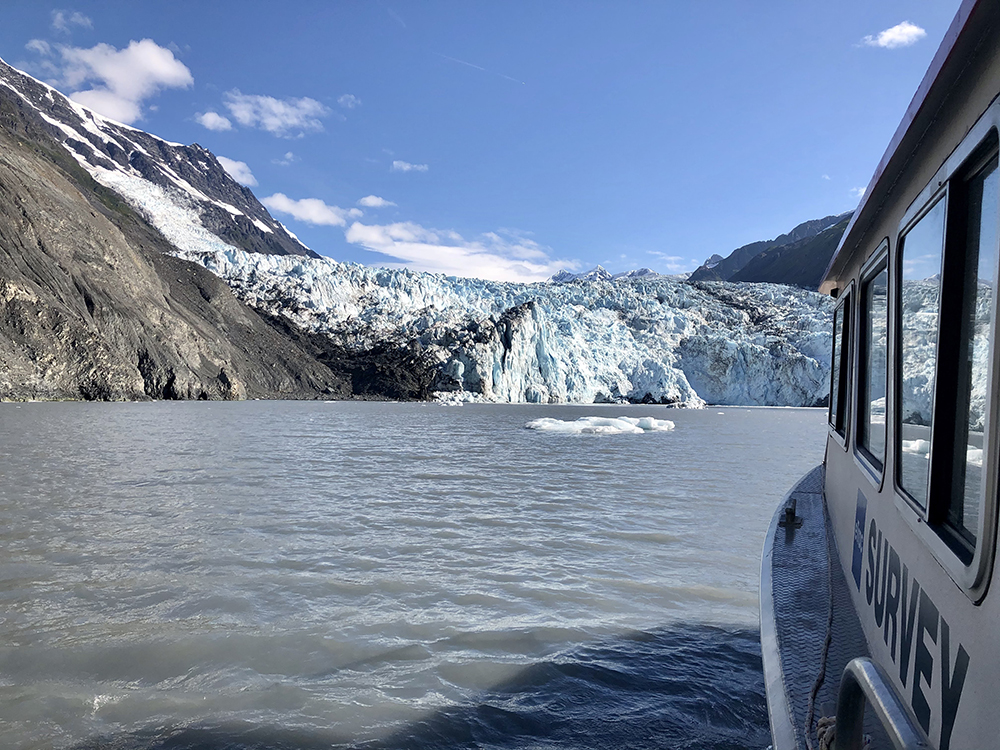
[897,198,947,509]
[858,260,888,472]
[829,292,851,437]
[944,153,998,552]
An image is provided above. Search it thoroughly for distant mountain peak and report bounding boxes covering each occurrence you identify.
[689,211,852,289]
[548,266,662,284]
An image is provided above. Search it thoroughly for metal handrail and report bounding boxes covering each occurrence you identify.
[833,658,930,750]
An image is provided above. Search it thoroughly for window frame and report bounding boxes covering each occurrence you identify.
[890,118,1000,601]
[854,245,890,488]
[894,190,948,513]
[828,283,854,449]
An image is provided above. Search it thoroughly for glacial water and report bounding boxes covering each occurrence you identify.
[0,401,826,750]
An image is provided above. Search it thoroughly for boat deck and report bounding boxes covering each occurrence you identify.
[760,465,888,749]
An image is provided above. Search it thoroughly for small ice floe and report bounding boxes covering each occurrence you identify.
[434,391,481,406]
[901,439,930,458]
[902,439,983,466]
[525,416,675,434]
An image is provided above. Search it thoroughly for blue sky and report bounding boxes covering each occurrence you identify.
[2,1,961,282]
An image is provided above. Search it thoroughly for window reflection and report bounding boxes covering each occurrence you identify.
[899,198,946,509]
[830,299,849,435]
[950,156,997,547]
[860,266,888,469]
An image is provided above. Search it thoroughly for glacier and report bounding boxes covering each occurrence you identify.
[169,246,835,407]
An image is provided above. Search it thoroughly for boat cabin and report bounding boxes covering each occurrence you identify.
[762,1,1000,748]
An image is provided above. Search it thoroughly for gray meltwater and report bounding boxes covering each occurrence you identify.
[0,401,825,750]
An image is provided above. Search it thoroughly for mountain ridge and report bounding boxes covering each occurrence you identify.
[0,56,315,260]
[688,211,851,287]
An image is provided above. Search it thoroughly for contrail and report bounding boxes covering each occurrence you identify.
[435,53,525,85]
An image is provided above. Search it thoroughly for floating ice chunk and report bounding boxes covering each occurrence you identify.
[901,439,930,456]
[525,416,675,434]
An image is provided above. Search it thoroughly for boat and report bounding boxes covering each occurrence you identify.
[761,1,1000,748]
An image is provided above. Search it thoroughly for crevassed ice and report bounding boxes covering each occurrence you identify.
[525,416,676,434]
[169,246,835,406]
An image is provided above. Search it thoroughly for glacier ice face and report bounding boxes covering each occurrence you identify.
[167,246,835,407]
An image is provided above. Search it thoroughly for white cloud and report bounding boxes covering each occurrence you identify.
[357,195,396,208]
[338,94,361,109]
[52,10,92,33]
[392,160,429,172]
[646,250,699,274]
[273,151,298,166]
[851,186,867,199]
[345,221,573,282]
[217,156,257,187]
[195,111,232,131]
[55,39,193,124]
[25,39,52,56]
[822,174,831,181]
[262,193,363,227]
[223,90,329,137]
[862,21,926,49]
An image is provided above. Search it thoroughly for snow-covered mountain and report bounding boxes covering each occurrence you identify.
[549,266,661,283]
[0,56,835,406]
[0,58,313,260]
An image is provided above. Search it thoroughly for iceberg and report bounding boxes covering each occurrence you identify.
[525,416,676,434]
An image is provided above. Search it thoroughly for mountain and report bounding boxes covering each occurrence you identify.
[0,57,834,406]
[0,58,360,401]
[689,212,850,287]
[0,59,313,260]
[549,266,659,283]
[729,215,852,288]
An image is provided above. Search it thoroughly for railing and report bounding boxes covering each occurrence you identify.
[833,658,930,750]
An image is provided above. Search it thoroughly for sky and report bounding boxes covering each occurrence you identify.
[1,1,963,282]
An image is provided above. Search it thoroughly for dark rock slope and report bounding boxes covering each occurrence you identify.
[0,92,350,401]
[729,215,852,289]
[689,212,849,287]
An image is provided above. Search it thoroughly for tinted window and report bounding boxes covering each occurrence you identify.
[859,264,888,470]
[948,156,997,547]
[830,295,851,436]
[898,199,946,508]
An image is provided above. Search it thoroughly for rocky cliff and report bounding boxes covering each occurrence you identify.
[0,65,348,401]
